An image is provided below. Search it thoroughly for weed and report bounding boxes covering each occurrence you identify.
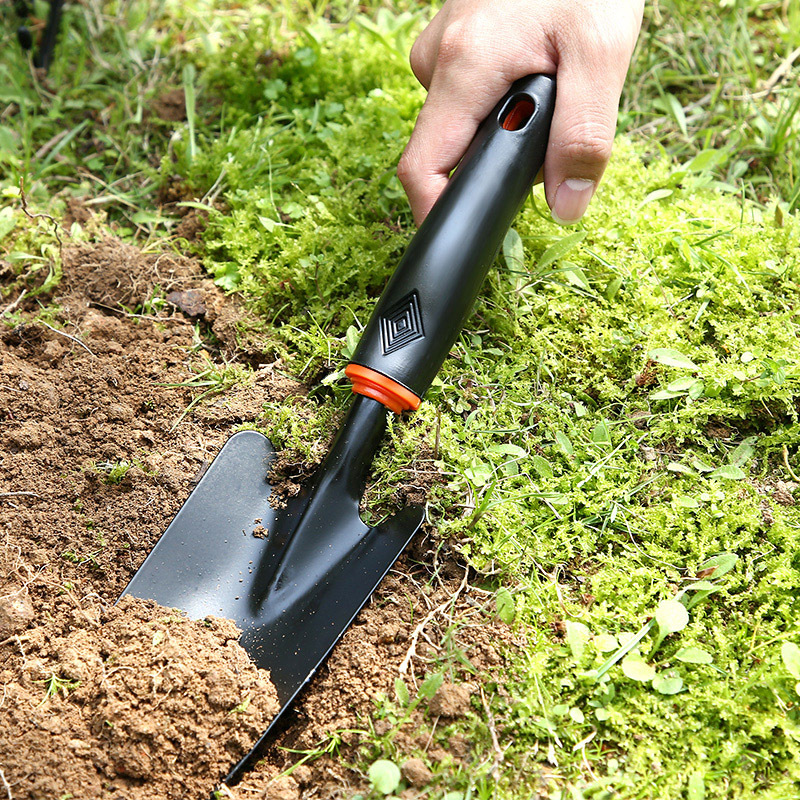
[94,460,133,485]
[37,673,80,705]
[61,548,102,569]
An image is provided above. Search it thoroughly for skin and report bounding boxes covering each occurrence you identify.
[398,0,645,226]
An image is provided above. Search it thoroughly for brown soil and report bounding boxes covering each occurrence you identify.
[0,593,279,800]
[149,88,187,123]
[0,233,514,799]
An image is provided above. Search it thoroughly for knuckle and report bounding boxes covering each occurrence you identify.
[409,37,426,78]
[436,17,480,66]
[396,153,416,188]
[553,126,613,167]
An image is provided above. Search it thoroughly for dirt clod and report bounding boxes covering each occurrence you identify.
[428,682,472,718]
[0,584,34,636]
[262,775,301,800]
[167,288,207,317]
[401,757,433,787]
[773,480,796,506]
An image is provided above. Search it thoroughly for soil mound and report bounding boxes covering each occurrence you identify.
[0,592,279,800]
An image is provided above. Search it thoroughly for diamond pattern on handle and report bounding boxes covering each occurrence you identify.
[379,290,424,355]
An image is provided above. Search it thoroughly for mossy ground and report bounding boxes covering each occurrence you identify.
[2,1,799,798]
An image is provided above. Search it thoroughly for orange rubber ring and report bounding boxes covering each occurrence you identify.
[345,364,421,414]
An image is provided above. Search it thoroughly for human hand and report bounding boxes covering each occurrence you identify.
[398,0,644,226]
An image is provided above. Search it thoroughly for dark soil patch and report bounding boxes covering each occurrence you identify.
[0,235,513,799]
[149,88,187,123]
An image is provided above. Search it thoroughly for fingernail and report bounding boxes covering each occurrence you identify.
[552,178,596,225]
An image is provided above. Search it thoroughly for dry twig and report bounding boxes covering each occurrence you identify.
[0,290,27,319]
[39,320,95,357]
[19,179,62,249]
[0,766,14,800]
[480,686,505,778]
[783,445,800,482]
[399,567,469,675]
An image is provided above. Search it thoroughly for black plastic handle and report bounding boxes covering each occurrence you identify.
[349,74,556,403]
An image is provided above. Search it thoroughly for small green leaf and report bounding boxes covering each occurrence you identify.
[675,646,713,664]
[686,581,718,592]
[622,655,656,682]
[691,458,715,473]
[729,436,757,466]
[686,148,728,173]
[537,231,587,271]
[594,633,619,653]
[569,707,585,723]
[687,770,705,800]
[687,381,705,400]
[655,600,689,635]
[0,207,16,242]
[650,389,685,400]
[496,587,516,624]
[708,464,746,480]
[697,553,738,578]
[395,677,410,706]
[530,455,554,479]
[666,94,688,135]
[465,459,493,487]
[667,462,694,475]
[652,673,684,694]
[640,188,674,206]
[503,228,526,271]
[418,673,444,700]
[566,621,591,661]
[562,263,591,291]
[487,443,528,459]
[591,420,612,447]
[648,348,698,370]
[555,431,574,456]
[781,642,800,680]
[675,496,700,509]
[666,377,700,392]
[603,275,623,300]
[595,707,610,721]
[368,760,401,795]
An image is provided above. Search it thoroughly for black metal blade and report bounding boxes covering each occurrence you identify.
[122,397,424,784]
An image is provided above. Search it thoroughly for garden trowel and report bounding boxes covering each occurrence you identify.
[122,74,556,785]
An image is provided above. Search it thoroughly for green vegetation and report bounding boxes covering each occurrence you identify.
[2,0,800,798]
[37,672,81,704]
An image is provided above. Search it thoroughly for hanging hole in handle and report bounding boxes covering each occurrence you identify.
[500,95,537,131]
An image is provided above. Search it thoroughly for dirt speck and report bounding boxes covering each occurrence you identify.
[150,87,187,122]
